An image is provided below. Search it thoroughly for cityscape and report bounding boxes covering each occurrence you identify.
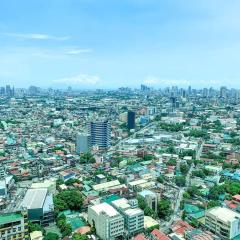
[1,1,240,240]
[1,84,240,240]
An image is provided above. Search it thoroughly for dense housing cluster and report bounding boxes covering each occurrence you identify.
[1,85,240,240]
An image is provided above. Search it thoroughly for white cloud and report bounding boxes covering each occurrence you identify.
[144,76,160,85]
[143,76,227,87]
[144,76,191,86]
[4,33,70,41]
[66,48,92,55]
[53,74,100,85]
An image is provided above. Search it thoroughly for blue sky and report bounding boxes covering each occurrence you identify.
[0,0,240,89]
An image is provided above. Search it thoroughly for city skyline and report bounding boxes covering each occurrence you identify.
[1,0,240,89]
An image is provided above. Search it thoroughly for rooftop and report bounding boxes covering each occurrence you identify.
[0,212,22,224]
[22,188,48,209]
[207,207,240,222]
[139,189,156,197]
[92,180,120,191]
[125,208,143,216]
[90,202,120,217]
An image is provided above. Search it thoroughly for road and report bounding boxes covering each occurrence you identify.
[161,163,194,233]
[108,121,156,153]
[196,141,203,160]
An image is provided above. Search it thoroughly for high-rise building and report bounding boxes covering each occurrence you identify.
[0,210,29,240]
[6,85,11,96]
[89,120,111,149]
[127,111,135,130]
[76,133,91,154]
[141,84,149,91]
[205,206,240,239]
[5,85,14,97]
[203,88,209,98]
[28,86,40,95]
[0,87,5,95]
[220,86,227,99]
[188,86,192,96]
[88,202,124,240]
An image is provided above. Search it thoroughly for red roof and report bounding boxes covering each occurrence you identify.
[134,234,146,240]
[151,229,170,240]
[224,200,238,209]
[233,195,240,202]
[171,220,194,236]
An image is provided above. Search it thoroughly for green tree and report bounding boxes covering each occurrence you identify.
[207,200,220,209]
[62,223,72,237]
[43,233,59,240]
[190,218,199,228]
[208,185,225,200]
[56,215,72,237]
[80,152,96,164]
[143,155,154,161]
[187,186,200,197]
[137,196,147,210]
[157,175,164,183]
[144,207,155,217]
[158,200,172,219]
[183,192,190,199]
[224,181,240,195]
[65,178,80,186]
[192,170,205,179]
[72,233,88,240]
[167,158,177,166]
[175,176,186,187]
[180,164,189,175]
[29,223,44,233]
[54,190,83,214]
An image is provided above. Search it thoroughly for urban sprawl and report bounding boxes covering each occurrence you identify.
[1,84,240,240]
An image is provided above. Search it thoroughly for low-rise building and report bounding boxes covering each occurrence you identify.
[21,188,54,226]
[206,206,240,239]
[138,190,158,212]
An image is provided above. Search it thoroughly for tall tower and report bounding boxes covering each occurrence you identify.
[127,111,136,130]
[89,120,111,149]
[76,133,91,154]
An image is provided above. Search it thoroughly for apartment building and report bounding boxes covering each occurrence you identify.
[0,210,29,240]
[88,202,124,240]
[111,198,144,236]
[89,120,111,149]
[206,206,240,239]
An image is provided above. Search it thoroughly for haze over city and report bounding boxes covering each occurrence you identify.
[1,0,240,89]
[3,1,240,240]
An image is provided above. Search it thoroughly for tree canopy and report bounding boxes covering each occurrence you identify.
[54,190,83,214]
[158,199,172,219]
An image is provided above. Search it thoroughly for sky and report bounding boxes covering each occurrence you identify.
[0,0,240,89]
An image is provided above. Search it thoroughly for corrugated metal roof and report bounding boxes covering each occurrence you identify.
[22,188,47,209]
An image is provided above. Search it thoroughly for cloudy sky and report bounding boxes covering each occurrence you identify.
[0,0,240,89]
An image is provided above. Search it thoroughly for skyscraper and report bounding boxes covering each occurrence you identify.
[89,120,111,148]
[76,133,91,154]
[127,111,135,130]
